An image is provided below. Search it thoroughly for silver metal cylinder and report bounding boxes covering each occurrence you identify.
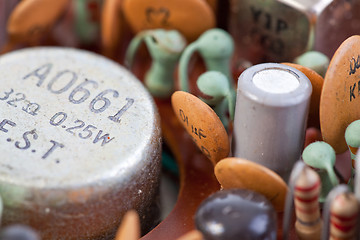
[232,63,312,181]
[0,47,162,239]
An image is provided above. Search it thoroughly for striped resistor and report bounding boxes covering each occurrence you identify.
[329,192,359,240]
[294,166,322,240]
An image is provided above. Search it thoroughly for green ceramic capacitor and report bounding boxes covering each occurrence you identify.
[196,71,235,127]
[178,28,235,92]
[302,141,339,202]
[345,120,360,189]
[126,29,186,98]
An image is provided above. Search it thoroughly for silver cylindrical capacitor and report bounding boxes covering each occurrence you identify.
[232,63,312,181]
[0,48,161,239]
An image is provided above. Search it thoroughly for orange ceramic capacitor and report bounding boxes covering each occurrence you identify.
[115,210,140,240]
[205,0,217,13]
[214,157,288,212]
[320,35,360,153]
[171,91,230,165]
[5,0,70,49]
[122,0,215,42]
[176,230,204,240]
[282,62,324,129]
[101,0,124,59]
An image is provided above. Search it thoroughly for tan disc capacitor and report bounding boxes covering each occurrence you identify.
[122,0,215,42]
[0,47,162,239]
[320,35,360,153]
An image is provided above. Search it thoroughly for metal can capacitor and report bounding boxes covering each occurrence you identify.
[232,63,312,181]
[0,47,162,239]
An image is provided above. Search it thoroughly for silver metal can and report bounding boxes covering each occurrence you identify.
[232,63,312,181]
[0,47,162,239]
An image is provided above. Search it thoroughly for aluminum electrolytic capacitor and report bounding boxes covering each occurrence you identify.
[232,63,312,181]
[0,47,162,239]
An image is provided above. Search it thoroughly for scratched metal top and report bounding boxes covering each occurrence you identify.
[0,47,161,189]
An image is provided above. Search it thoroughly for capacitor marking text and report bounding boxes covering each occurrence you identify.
[23,63,134,123]
[49,112,115,146]
[0,118,64,160]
